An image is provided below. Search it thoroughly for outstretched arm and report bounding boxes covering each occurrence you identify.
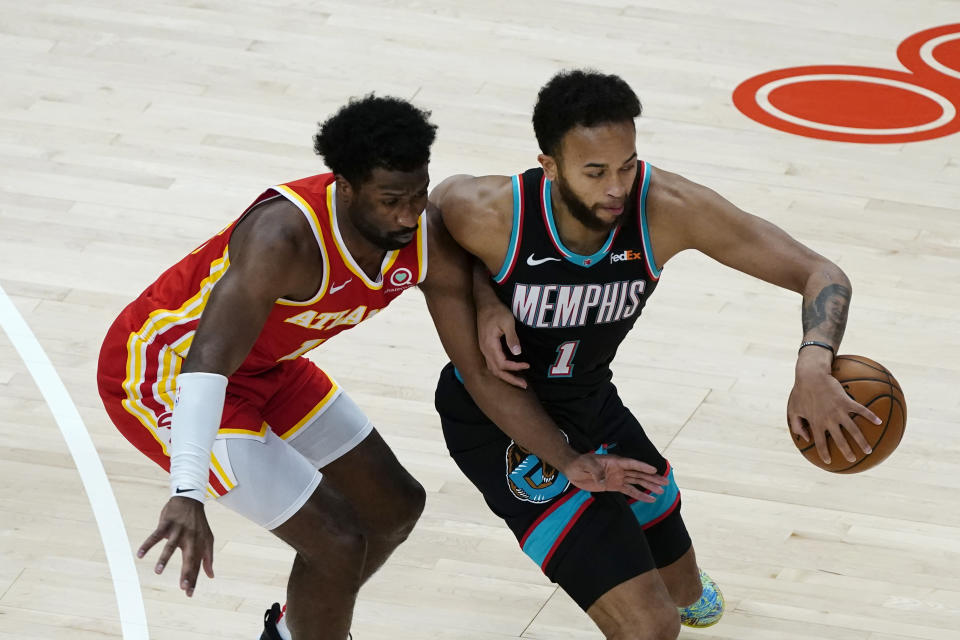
[647,169,881,465]
[138,199,322,597]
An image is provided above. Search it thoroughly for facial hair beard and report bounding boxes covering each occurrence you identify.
[554,172,614,232]
[349,201,417,251]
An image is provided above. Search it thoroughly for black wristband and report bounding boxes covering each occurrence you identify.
[798,340,835,356]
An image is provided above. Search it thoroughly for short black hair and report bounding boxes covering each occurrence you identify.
[313,94,437,185]
[532,70,642,156]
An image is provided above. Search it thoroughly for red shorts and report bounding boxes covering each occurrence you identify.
[97,312,340,498]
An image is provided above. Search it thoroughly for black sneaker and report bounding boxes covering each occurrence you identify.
[260,602,284,640]
[259,602,353,639]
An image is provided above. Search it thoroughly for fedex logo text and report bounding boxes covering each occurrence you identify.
[610,249,643,264]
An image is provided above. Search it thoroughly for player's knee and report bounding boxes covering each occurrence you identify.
[295,532,367,597]
[284,491,368,569]
[302,521,368,571]
[381,476,426,541]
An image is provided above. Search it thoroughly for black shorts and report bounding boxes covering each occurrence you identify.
[435,363,691,610]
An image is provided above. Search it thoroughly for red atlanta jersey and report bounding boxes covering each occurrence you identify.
[119,172,427,375]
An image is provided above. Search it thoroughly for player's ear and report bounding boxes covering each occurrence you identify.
[538,154,559,181]
[335,175,355,203]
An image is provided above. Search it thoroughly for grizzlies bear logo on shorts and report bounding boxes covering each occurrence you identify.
[505,438,571,503]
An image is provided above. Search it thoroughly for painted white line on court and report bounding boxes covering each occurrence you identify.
[0,283,149,640]
[920,33,960,81]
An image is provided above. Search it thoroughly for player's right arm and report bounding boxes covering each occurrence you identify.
[138,198,323,598]
[645,168,879,465]
[425,176,668,501]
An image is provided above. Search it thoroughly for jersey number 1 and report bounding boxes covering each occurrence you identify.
[548,340,580,378]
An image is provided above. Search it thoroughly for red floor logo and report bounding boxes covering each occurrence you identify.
[734,24,960,143]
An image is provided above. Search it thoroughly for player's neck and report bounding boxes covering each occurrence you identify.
[550,184,611,256]
[334,202,388,280]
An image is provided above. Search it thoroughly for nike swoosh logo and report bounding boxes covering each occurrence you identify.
[526,254,562,266]
[329,279,352,294]
[174,487,197,494]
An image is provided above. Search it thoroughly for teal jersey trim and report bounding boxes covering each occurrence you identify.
[493,174,524,284]
[636,162,660,280]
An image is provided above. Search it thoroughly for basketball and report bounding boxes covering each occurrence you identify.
[792,355,906,473]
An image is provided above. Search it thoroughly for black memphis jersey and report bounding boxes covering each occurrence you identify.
[491,163,661,401]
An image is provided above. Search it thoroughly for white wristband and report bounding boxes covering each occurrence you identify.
[169,371,228,503]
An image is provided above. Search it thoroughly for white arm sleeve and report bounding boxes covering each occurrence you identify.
[169,371,228,502]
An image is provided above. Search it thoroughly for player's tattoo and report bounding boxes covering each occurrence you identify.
[802,283,850,344]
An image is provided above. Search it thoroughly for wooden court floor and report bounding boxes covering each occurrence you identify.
[1,1,958,638]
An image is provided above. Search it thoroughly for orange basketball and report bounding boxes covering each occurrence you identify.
[792,355,906,473]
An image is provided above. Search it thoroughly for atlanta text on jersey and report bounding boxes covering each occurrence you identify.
[284,306,380,331]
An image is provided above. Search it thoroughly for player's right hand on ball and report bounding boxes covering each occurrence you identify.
[789,366,879,464]
[137,497,215,597]
[563,453,668,502]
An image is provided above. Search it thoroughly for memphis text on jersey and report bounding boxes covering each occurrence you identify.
[511,279,647,328]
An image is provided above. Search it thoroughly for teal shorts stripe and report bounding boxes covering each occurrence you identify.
[520,488,593,568]
[630,466,679,527]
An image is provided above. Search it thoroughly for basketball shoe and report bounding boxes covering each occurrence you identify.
[677,569,725,628]
[260,602,353,639]
[260,603,286,640]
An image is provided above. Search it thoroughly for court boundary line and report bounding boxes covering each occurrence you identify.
[0,283,149,640]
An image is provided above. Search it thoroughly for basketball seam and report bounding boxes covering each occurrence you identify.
[835,356,893,378]
[835,375,903,393]
[834,356,903,393]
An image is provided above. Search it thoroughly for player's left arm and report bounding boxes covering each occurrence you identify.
[647,168,881,465]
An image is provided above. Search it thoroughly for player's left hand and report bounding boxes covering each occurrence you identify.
[788,362,880,465]
[563,452,669,502]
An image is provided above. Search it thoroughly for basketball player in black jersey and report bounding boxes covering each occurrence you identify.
[429,70,881,639]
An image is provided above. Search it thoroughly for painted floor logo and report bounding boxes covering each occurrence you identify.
[734,24,960,143]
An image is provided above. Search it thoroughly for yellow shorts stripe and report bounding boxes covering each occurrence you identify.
[281,379,341,441]
[210,452,236,491]
[121,332,170,455]
[218,422,270,438]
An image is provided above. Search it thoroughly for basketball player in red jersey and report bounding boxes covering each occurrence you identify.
[97,95,664,640]
[430,70,884,640]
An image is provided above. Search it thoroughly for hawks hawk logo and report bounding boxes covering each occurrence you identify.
[505,437,571,503]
